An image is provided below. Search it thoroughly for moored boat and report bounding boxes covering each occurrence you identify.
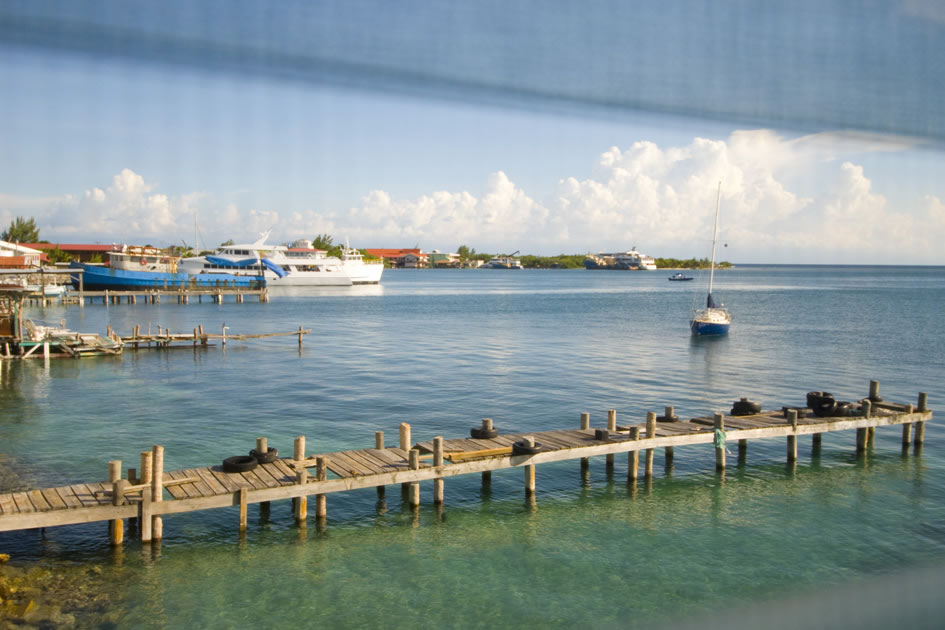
[482,251,523,269]
[179,233,353,286]
[668,273,693,281]
[69,262,264,290]
[690,182,731,336]
[584,248,657,270]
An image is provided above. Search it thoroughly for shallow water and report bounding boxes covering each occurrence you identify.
[1,266,943,627]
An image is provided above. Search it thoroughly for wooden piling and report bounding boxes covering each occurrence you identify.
[627,427,640,482]
[293,436,308,523]
[238,488,248,532]
[400,423,412,493]
[408,449,421,507]
[108,460,122,543]
[523,435,537,495]
[645,412,656,478]
[663,406,675,465]
[869,380,880,401]
[786,409,798,463]
[714,413,725,471]
[151,445,164,540]
[374,431,386,498]
[606,409,617,469]
[315,457,327,519]
[298,325,304,349]
[110,479,127,546]
[856,400,872,454]
[580,412,590,470]
[915,393,928,446]
[433,436,444,505]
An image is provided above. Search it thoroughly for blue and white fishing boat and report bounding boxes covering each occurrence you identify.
[69,245,264,290]
[690,182,731,336]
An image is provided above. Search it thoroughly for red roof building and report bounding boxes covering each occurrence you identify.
[364,248,428,268]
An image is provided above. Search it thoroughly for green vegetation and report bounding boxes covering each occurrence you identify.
[311,233,333,250]
[654,257,732,269]
[519,254,587,269]
[1,216,39,242]
[220,239,235,247]
[41,246,73,264]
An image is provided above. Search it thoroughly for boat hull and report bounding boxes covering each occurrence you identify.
[690,320,730,336]
[69,263,264,290]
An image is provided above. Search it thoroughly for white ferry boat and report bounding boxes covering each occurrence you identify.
[339,242,384,284]
[584,248,657,270]
[482,251,524,269]
[179,233,352,286]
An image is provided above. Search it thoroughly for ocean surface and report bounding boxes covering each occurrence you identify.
[1,266,944,628]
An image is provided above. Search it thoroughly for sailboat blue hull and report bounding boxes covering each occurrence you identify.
[690,320,730,336]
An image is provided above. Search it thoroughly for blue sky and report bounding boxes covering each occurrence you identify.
[2,46,944,264]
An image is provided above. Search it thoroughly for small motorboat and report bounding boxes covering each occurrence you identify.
[668,273,693,281]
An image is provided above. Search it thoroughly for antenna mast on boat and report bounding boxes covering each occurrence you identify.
[708,180,721,299]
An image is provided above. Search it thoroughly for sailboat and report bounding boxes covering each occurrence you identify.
[690,181,731,336]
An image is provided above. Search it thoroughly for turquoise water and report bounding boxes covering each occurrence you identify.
[1,266,944,627]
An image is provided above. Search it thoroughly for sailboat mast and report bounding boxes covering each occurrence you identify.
[708,180,721,298]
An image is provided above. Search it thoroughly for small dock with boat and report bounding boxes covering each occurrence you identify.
[0,381,931,548]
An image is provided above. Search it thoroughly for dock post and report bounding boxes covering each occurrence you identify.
[915,393,928,447]
[606,409,617,470]
[110,478,127,546]
[400,422,412,495]
[151,445,164,541]
[627,427,640,482]
[315,457,327,519]
[293,436,307,524]
[373,431,386,499]
[108,460,122,542]
[238,488,248,532]
[298,325,304,349]
[856,400,872,454]
[408,449,421,507]
[738,439,747,464]
[579,412,590,471]
[433,436,444,505]
[256,438,271,513]
[865,397,876,446]
[645,412,656,478]
[663,406,675,466]
[479,418,494,485]
[869,380,880,402]
[786,409,798,463]
[522,436,536,496]
[714,413,726,471]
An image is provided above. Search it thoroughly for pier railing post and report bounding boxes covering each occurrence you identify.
[433,436,444,505]
[111,478,127,546]
[645,412,656,478]
[579,412,590,471]
[714,413,726,471]
[239,488,248,532]
[151,445,164,541]
[606,409,617,470]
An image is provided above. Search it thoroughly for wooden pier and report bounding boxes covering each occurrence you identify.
[0,382,931,545]
[54,287,270,307]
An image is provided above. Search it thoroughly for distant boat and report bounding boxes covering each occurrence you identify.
[584,248,657,270]
[668,273,693,281]
[482,251,523,269]
[690,182,731,336]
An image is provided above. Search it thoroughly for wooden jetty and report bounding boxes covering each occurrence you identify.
[0,382,931,545]
[56,287,270,307]
[120,324,310,350]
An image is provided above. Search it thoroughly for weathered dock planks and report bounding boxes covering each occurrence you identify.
[0,383,932,545]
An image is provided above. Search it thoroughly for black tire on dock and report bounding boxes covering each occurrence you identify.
[250,447,278,464]
[512,441,543,456]
[657,414,680,423]
[782,407,809,419]
[731,398,762,416]
[594,429,610,441]
[471,427,499,439]
[807,391,833,409]
[223,455,258,473]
